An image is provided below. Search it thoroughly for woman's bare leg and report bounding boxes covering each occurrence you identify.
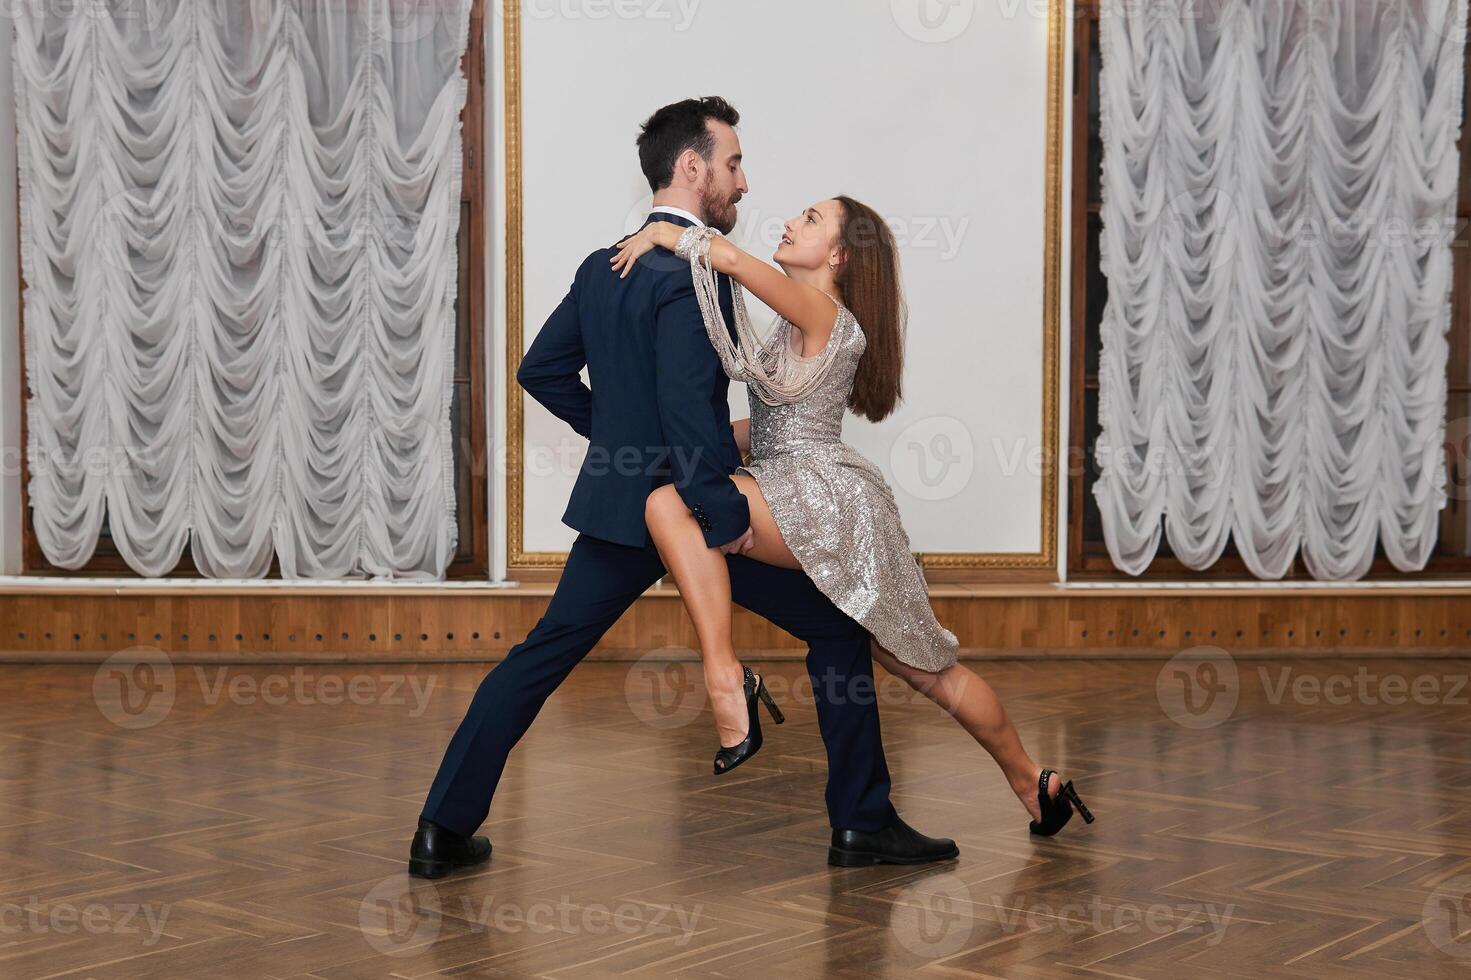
[647,476,1062,813]
[644,476,800,754]
[869,642,1060,821]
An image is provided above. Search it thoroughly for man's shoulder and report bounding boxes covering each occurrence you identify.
[574,242,692,299]
[573,245,617,280]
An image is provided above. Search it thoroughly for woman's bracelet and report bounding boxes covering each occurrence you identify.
[674,224,715,261]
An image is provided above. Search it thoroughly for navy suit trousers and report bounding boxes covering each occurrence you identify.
[421,533,896,835]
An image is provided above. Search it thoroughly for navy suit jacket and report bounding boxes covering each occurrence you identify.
[516,212,750,550]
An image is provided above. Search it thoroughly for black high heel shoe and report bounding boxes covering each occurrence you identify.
[1028,768,1095,836]
[713,665,784,775]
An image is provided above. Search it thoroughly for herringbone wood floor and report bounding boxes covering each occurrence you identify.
[2,655,1470,978]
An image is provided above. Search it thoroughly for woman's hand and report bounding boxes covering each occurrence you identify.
[609,221,680,278]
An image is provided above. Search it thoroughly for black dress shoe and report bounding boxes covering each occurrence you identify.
[408,817,492,879]
[828,814,959,867]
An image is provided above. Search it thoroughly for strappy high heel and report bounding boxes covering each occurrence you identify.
[713,665,784,775]
[1028,768,1095,836]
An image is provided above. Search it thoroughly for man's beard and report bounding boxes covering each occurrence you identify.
[699,175,739,234]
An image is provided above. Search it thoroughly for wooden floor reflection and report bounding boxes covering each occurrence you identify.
[1,655,1469,978]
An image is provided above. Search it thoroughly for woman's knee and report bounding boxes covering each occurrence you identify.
[873,639,943,691]
[645,483,683,526]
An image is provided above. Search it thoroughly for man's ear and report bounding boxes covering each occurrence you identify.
[675,147,703,185]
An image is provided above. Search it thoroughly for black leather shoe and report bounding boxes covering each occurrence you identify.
[408,817,492,879]
[828,814,959,867]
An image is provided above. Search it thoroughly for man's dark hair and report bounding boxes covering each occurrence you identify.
[636,96,740,193]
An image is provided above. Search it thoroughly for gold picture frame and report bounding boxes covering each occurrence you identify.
[503,2,1065,572]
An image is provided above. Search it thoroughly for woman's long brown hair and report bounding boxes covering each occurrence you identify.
[833,195,905,422]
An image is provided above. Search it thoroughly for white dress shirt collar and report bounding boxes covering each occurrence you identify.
[649,204,705,228]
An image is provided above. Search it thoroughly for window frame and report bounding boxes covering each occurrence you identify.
[15,1,490,579]
[1067,0,1471,579]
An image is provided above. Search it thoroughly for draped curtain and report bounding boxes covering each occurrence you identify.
[1094,0,1464,579]
[12,0,471,578]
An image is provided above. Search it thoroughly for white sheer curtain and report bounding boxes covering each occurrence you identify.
[1094,0,1465,580]
[12,0,470,578]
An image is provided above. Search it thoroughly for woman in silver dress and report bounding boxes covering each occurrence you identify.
[610,196,1093,836]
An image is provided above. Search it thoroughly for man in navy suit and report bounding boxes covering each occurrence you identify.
[410,97,957,875]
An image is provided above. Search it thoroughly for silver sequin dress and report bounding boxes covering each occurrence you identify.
[733,305,960,672]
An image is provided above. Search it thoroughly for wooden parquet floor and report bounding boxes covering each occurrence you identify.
[2,654,1471,978]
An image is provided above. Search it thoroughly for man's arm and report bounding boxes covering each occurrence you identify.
[654,279,750,549]
[517,278,592,439]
